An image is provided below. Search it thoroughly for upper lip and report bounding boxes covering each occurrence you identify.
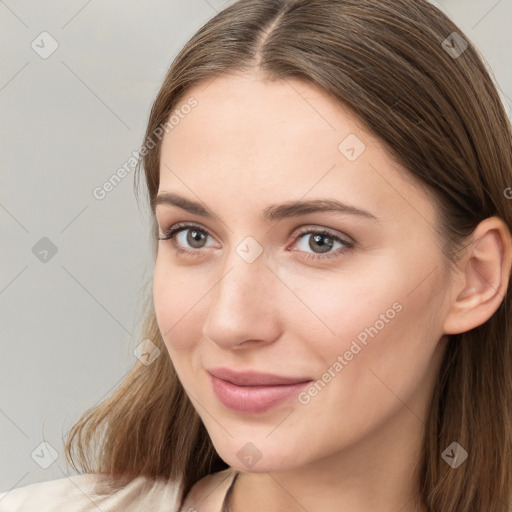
[207,367,313,386]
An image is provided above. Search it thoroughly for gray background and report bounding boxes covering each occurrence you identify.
[1,0,511,492]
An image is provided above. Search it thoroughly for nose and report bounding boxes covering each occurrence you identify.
[201,250,282,350]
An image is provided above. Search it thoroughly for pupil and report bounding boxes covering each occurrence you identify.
[310,234,333,253]
[188,229,205,248]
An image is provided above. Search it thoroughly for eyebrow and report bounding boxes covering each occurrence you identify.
[151,192,378,222]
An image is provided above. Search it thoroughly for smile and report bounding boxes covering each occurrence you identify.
[207,368,313,414]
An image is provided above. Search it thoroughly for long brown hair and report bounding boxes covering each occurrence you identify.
[64,1,512,510]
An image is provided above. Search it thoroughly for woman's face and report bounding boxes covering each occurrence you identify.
[153,71,452,472]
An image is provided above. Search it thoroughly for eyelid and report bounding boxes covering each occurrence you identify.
[291,225,355,246]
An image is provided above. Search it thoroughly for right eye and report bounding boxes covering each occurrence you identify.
[158,222,217,255]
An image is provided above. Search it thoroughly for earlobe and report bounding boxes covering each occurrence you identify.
[443,216,512,335]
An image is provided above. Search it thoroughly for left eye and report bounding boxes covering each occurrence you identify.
[158,223,354,260]
[293,230,352,258]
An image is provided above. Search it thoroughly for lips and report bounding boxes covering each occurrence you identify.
[207,367,313,413]
[208,367,312,386]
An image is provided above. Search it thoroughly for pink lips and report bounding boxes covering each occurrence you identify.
[208,367,313,414]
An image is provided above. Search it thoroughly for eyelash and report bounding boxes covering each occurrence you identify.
[157,222,354,261]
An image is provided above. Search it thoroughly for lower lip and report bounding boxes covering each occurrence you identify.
[209,374,312,414]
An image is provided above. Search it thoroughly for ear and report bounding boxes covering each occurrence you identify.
[443,216,512,335]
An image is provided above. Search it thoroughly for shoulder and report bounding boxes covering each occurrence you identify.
[0,472,180,512]
[181,467,238,512]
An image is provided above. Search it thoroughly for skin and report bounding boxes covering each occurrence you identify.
[152,71,512,512]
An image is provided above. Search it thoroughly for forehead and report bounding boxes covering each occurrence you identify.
[167,72,366,157]
[157,72,435,229]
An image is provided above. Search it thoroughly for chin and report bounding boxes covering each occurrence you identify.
[225,456,299,474]
[212,437,305,474]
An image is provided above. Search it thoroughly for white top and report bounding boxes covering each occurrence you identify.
[0,467,238,512]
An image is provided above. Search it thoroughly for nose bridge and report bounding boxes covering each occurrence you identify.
[202,242,279,348]
[212,243,270,317]
[216,233,270,301]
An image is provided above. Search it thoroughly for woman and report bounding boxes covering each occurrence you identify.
[2,0,511,510]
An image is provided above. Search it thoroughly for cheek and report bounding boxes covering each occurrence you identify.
[301,264,446,426]
[152,256,215,361]
[153,255,226,382]
[281,258,408,351]
[294,253,446,393]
